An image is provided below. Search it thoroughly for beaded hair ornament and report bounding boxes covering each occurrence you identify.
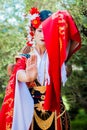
[25,7,41,46]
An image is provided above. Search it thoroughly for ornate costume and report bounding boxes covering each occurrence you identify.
[0,8,81,130]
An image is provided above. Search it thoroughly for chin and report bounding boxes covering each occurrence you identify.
[38,42,45,46]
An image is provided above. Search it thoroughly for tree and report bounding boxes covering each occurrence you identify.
[0,0,26,106]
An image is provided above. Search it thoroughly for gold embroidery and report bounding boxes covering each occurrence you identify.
[5,86,13,97]
[33,86,46,94]
[3,98,14,107]
[6,123,11,130]
[59,26,65,35]
[58,19,65,24]
[41,95,45,100]
[35,101,44,112]
[8,76,15,85]
[59,38,62,51]
[33,86,46,113]
[57,13,68,53]
[57,109,66,119]
[34,110,54,130]
[5,108,13,118]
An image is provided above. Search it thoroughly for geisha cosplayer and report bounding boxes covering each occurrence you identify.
[0,7,81,130]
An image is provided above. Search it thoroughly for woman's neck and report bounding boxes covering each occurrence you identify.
[35,44,46,57]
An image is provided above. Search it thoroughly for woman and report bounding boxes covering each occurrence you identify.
[0,7,81,130]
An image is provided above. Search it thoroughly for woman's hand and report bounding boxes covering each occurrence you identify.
[17,55,38,82]
[26,55,38,82]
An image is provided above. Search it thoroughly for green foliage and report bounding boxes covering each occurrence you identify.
[0,23,26,106]
[0,1,26,108]
[71,109,87,130]
[24,0,58,12]
[0,1,87,129]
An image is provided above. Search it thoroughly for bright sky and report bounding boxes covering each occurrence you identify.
[0,0,25,25]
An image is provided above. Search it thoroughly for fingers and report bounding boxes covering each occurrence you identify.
[25,55,38,82]
[26,55,37,68]
[31,55,37,65]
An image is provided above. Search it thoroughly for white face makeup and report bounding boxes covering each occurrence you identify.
[34,24,45,46]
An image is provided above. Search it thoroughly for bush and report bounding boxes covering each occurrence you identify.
[71,109,87,130]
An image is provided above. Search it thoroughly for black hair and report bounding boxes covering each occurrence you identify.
[31,10,52,31]
[40,10,53,21]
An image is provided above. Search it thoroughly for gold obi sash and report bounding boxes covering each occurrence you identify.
[30,86,55,130]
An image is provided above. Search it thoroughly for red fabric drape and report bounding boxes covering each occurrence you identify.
[0,57,26,130]
[42,10,81,112]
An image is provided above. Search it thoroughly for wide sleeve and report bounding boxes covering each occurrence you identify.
[0,56,27,130]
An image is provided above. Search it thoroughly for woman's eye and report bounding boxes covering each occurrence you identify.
[38,29,42,32]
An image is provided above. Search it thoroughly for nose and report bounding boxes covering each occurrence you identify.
[40,31,44,38]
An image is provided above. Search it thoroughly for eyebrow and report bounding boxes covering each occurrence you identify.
[38,27,42,30]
